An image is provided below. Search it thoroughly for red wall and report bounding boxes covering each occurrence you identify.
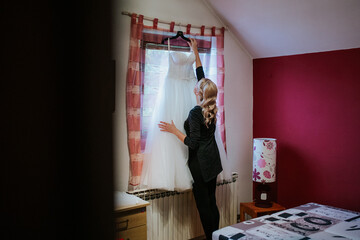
[253,48,360,212]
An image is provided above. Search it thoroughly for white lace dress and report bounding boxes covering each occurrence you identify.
[140,45,197,191]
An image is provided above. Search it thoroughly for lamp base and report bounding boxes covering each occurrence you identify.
[254,182,273,208]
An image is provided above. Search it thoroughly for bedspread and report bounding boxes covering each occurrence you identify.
[213,202,360,240]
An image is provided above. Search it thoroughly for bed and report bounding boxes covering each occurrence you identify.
[213,202,360,240]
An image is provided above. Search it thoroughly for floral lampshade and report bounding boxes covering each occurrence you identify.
[252,138,277,183]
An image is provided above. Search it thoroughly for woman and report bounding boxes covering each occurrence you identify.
[158,38,223,240]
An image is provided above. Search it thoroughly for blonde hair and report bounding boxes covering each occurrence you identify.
[197,78,218,128]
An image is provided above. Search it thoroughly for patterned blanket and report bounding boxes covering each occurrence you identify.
[213,203,360,240]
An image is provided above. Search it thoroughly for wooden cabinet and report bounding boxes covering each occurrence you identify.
[115,202,149,240]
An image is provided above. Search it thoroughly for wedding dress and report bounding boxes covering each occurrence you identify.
[140,40,231,191]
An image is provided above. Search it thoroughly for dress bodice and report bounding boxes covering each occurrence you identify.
[167,51,196,80]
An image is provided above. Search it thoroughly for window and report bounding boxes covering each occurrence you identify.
[140,43,215,151]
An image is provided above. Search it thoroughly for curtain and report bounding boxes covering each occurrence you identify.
[125,14,226,190]
[126,14,145,189]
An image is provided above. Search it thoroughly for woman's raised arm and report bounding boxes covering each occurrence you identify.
[188,38,205,81]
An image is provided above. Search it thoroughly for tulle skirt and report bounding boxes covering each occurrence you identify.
[140,75,232,191]
[140,75,197,191]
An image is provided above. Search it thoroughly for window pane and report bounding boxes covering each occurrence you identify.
[141,49,169,151]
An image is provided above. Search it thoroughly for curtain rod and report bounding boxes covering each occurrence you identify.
[121,11,226,31]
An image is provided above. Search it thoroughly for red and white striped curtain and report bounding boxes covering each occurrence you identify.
[125,14,226,190]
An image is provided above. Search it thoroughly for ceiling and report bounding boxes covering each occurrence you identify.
[206,0,360,59]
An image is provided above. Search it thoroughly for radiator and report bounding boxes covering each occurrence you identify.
[129,173,238,240]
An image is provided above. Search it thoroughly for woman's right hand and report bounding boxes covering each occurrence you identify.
[188,38,198,52]
[189,38,202,68]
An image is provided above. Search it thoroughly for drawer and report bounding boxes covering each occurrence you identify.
[116,210,147,230]
[117,224,146,240]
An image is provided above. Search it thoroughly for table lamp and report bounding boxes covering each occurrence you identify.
[253,138,277,208]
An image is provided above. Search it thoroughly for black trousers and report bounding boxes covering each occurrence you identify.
[189,158,220,240]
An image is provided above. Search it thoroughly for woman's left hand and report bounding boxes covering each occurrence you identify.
[158,120,177,134]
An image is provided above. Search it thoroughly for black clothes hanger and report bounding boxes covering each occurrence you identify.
[161,31,190,44]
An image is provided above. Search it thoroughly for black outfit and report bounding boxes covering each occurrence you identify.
[184,66,223,240]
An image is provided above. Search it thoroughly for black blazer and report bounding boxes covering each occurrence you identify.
[183,67,222,182]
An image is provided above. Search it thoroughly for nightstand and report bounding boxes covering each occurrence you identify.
[240,202,285,222]
[115,202,150,240]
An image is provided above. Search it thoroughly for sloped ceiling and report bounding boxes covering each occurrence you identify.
[207,0,360,59]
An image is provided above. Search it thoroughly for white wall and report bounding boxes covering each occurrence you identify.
[113,0,254,209]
